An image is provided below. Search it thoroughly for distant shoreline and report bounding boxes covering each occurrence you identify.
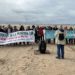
[0,24,75,28]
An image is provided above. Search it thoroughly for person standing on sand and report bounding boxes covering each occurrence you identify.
[13,26,18,46]
[55,25,66,59]
[47,26,52,44]
[64,26,68,44]
[38,26,44,41]
[7,24,13,46]
[53,25,58,44]
[19,25,25,45]
[0,26,4,32]
[7,24,13,33]
[68,27,73,44]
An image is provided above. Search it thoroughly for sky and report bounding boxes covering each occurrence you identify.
[0,0,75,24]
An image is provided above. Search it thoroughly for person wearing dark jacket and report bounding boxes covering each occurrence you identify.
[26,26,32,45]
[4,27,8,33]
[7,24,13,46]
[7,24,13,33]
[13,26,18,46]
[53,26,58,44]
[19,25,25,45]
[13,26,18,32]
[0,26,4,46]
[32,25,38,43]
[19,25,25,31]
[0,26,4,32]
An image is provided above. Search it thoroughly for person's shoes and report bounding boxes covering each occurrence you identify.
[56,57,60,59]
[61,57,64,59]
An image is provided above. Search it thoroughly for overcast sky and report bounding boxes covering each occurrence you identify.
[0,0,75,24]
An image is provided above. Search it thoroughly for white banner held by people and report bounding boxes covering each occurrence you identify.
[0,30,35,45]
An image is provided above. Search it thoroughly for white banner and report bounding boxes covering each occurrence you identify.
[0,30,35,45]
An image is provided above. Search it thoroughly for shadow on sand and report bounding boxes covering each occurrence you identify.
[34,50,50,55]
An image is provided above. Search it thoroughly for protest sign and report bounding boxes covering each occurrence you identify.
[0,30,35,45]
[45,30,75,39]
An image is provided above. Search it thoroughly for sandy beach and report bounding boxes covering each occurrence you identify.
[0,44,75,75]
[0,0,75,74]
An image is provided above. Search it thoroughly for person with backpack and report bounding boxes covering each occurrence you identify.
[55,25,66,59]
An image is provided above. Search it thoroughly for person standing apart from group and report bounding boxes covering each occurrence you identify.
[55,25,66,59]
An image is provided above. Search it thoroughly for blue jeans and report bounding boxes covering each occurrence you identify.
[57,44,64,58]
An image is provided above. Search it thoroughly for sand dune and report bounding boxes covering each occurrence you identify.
[0,45,75,75]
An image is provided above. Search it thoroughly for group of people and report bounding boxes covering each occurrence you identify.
[0,24,75,59]
[0,24,75,46]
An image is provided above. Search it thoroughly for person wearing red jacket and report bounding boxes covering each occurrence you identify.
[38,26,44,41]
